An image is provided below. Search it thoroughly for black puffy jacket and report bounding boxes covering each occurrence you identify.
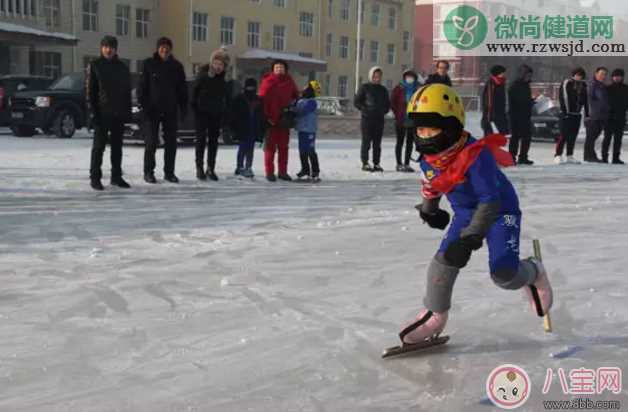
[508,66,534,126]
[354,83,391,118]
[86,55,132,121]
[424,73,452,86]
[138,53,187,116]
[191,66,228,115]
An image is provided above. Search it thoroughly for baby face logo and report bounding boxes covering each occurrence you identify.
[486,364,531,409]
[444,5,488,50]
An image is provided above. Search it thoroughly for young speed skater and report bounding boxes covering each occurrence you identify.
[295,80,322,182]
[394,84,554,350]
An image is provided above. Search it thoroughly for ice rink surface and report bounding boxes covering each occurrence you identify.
[1,124,627,411]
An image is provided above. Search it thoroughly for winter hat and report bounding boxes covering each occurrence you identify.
[210,47,231,68]
[368,66,383,82]
[571,67,586,78]
[402,69,418,81]
[271,59,289,72]
[490,65,507,76]
[156,37,173,50]
[100,35,118,49]
[612,68,624,77]
[244,78,257,90]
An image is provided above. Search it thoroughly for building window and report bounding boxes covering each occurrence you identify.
[30,0,36,16]
[387,44,395,65]
[136,8,150,38]
[221,16,235,45]
[136,59,144,73]
[247,21,260,48]
[299,12,313,37]
[273,0,286,7]
[359,0,364,24]
[116,4,130,36]
[30,51,62,79]
[339,36,349,59]
[371,2,379,27]
[42,0,60,27]
[325,33,333,57]
[327,0,333,18]
[273,25,286,51]
[359,38,365,60]
[403,31,410,52]
[82,0,98,31]
[388,7,396,30]
[192,12,208,42]
[15,0,20,14]
[370,40,379,63]
[340,0,350,21]
[338,75,348,97]
[324,74,331,96]
[386,79,393,90]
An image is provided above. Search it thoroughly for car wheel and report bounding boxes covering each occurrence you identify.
[10,125,37,137]
[53,110,77,138]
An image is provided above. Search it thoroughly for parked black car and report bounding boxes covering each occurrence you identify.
[531,95,561,141]
[124,78,241,145]
[9,72,87,138]
[0,75,53,128]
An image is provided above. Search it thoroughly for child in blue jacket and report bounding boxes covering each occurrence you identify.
[398,83,554,344]
[295,81,321,182]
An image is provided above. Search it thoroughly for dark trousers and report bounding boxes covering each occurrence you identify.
[509,120,532,160]
[237,134,256,170]
[481,115,509,137]
[90,118,124,180]
[298,131,320,176]
[555,114,581,157]
[143,112,178,175]
[395,126,413,166]
[602,117,625,161]
[361,116,384,165]
[195,113,221,171]
[584,118,606,160]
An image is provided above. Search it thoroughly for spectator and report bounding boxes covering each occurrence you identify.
[391,69,420,172]
[258,59,299,182]
[191,47,230,181]
[602,68,628,164]
[584,67,609,163]
[231,78,265,178]
[86,35,132,191]
[138,37,188,183]
[354,66,391,172]
[508,64,535,165]
[481,65,509,137]
[425,60,453,86]
[295,80,321,182]
[555,67,588,164]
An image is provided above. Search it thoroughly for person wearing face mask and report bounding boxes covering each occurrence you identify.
[508,64,535,165]
[191,47,231,181]
[138,37,188,184]
[391,69,421,172]
[481,65,509,137]
[394,83,552,348]
[258,59,299,182]
[231,78,265,178]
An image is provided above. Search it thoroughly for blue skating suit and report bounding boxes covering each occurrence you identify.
[420,137,522,273]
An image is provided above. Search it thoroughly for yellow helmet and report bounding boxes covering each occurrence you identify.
[407,83,465,129]
[308,80,322,97]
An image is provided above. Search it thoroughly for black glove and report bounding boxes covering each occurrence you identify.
[415,204,450,230]
[444,235,483,268]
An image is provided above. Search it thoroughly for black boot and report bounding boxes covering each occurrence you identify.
[613,157,625,165]
[144,172,157,184]
[362,163,373,172]
[164,174,179,183]
[196,166,207,181]
[278,174,292,182]
[90,178,104,191]
[602,153,609,163]
[297,153,310,179]
[372,164,384,172]
[517,157,534,165]
[111,176,131,188]
[207,170,219,181]
[266,174,277,182]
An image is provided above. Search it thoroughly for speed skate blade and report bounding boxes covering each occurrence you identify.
[381,335,450,359]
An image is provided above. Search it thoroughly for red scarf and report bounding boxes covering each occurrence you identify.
[424,133,514,194]
[491,75,506,86]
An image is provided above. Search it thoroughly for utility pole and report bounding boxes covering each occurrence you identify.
[355,0,363,93]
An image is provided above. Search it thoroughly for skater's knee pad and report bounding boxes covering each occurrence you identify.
[491,259,537,290]
[423,254,460,313]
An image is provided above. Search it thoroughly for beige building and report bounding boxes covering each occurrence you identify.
[158,0,415,96]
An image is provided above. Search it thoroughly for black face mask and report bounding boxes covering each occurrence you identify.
[414,128,460,155]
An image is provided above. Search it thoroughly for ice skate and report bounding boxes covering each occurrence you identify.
[523,257,553,316]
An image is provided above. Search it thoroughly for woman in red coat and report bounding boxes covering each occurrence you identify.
[258,60,299,181]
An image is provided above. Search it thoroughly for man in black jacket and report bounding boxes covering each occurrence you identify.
[424,60,452,86]
[602,68,628,164]
[508,64,535,165]
[481,65,509,137]
[555,67,588,164]
[354,66,391,172]
[86,35,132,191]
[138,37,188,183]
[191,48,230,181]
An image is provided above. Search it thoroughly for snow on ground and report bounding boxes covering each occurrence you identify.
[0,124,627,412]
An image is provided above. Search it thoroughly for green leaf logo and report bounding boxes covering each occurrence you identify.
[444,5,488,50]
